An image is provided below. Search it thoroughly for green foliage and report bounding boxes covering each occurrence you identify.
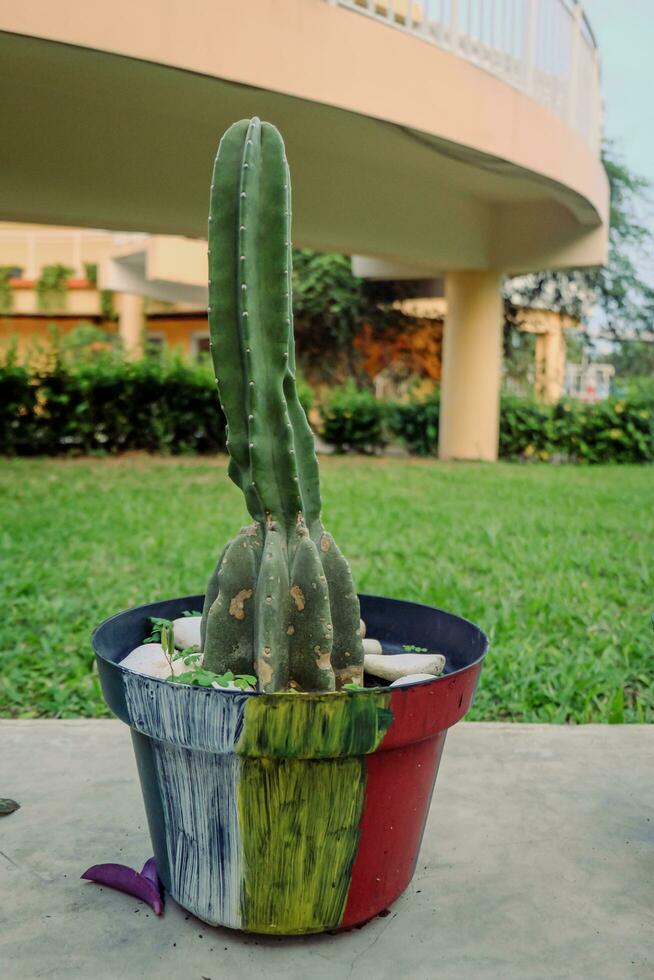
[502,321,536,394]
[500,396,654,463]
[0,266,15,314]
[292,250,365,378]
[504,144,654,339]
[291,249,412,381]
[83,262,116,320]
[172,668,257,690]
[36,264,74,312]
[295,370,314,414]
[0,355,35,456]
[387,393,440,456]
[100,291,116,320]
[143,616,172,644]
[615,374,654,401]
[320,382,386,452]
[83,262,98,286]
[1,456,652,722]
[319,388,654,464]
[498,397,557,460]
[610,341,654,380]
[58,321,117,354]
[0,353,227,456]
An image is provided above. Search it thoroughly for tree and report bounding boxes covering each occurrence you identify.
[291,249,412,383]
[608,339,654,378]
[291,250,364,381]
[504,144,654,339]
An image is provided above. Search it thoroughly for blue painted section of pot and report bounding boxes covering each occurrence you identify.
[122,671,248,752]
[121,672,249,926]
[151,741,243,927]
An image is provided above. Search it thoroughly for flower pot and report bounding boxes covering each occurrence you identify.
[93,593,488,935]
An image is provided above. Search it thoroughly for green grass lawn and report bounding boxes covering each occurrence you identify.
[1,455,652,722]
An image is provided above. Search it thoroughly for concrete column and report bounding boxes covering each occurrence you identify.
[535,322,566,405]
[438,270,503,462]
[117,291,145,359]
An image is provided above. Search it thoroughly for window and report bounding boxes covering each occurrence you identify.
[146,331,166,357]
[191,331,211,360]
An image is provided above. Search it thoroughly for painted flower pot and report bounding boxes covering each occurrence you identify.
[93,593,488,935]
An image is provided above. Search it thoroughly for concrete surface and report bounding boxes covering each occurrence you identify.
[1,721,652,980]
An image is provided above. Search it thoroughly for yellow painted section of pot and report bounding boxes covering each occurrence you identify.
[237,689,393,759]
[237,690,392,933]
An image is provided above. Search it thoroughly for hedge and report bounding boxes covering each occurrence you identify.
[2,359,653,464]
[0,357,227,455]
[320,382,386,452]
[386,394,440,457]
[0,353,316,457]
[319,386,654,464]
[501,396,654,463]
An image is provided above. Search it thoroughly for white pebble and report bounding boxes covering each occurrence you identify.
[389,673,438,688]
[172,616,202,651]
[120,644,194,680]
[364,652,446,683]
[363,637,382,656]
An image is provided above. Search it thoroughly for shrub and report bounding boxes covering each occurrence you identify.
[3,348,653,465]
[500,396,654,463]
[387,393,440,456]
[295,370,314,415]
[0,358,37,455]
[0,353,227,456]
[499,397,557,460]
[36,264,74,312]
[383,394,654,465]
[319,383,385,452]
[554,398,654,463]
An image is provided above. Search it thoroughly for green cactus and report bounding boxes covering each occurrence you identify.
[201,117,364,693]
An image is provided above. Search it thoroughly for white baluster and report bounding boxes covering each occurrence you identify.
[449,0,459,51]
[523,0,538,96]
[567,2,582,127]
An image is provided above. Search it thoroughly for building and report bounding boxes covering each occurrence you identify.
[0,224,210,360]
[0,0,608,458]
[565,359,615,402]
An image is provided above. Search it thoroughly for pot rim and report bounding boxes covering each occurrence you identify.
[92,592,489,699]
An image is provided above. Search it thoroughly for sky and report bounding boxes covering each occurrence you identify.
[583,0,654,341]
[584,0,654,191]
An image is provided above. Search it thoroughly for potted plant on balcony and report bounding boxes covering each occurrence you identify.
[92,117,488,935]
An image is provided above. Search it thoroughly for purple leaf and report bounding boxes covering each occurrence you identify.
[140,856,160,889]
[81,862,163,915]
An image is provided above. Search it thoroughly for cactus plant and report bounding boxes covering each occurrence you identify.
[200,117,364,693]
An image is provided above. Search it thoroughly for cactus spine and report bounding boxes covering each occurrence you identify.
[201,118,364,693]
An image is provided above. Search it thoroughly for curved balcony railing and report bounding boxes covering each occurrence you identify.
[329,0,602,154]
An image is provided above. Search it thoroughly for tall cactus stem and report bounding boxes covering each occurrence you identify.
[202,118,364,692]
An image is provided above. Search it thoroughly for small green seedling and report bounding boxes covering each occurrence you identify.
[143,617,173,644]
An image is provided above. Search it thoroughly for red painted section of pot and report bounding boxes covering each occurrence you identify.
[379,661,482,750]
[340,661,483,929]
[341,732,447,928]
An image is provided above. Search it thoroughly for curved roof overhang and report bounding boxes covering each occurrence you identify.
[0,0,609,273]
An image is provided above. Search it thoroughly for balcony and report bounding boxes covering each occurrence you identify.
[334,0,601,153]
[0,0,608,459]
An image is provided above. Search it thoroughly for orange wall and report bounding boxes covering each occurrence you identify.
[0,316,116,360]
[147,316,208,356]
[0,314,208,362]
